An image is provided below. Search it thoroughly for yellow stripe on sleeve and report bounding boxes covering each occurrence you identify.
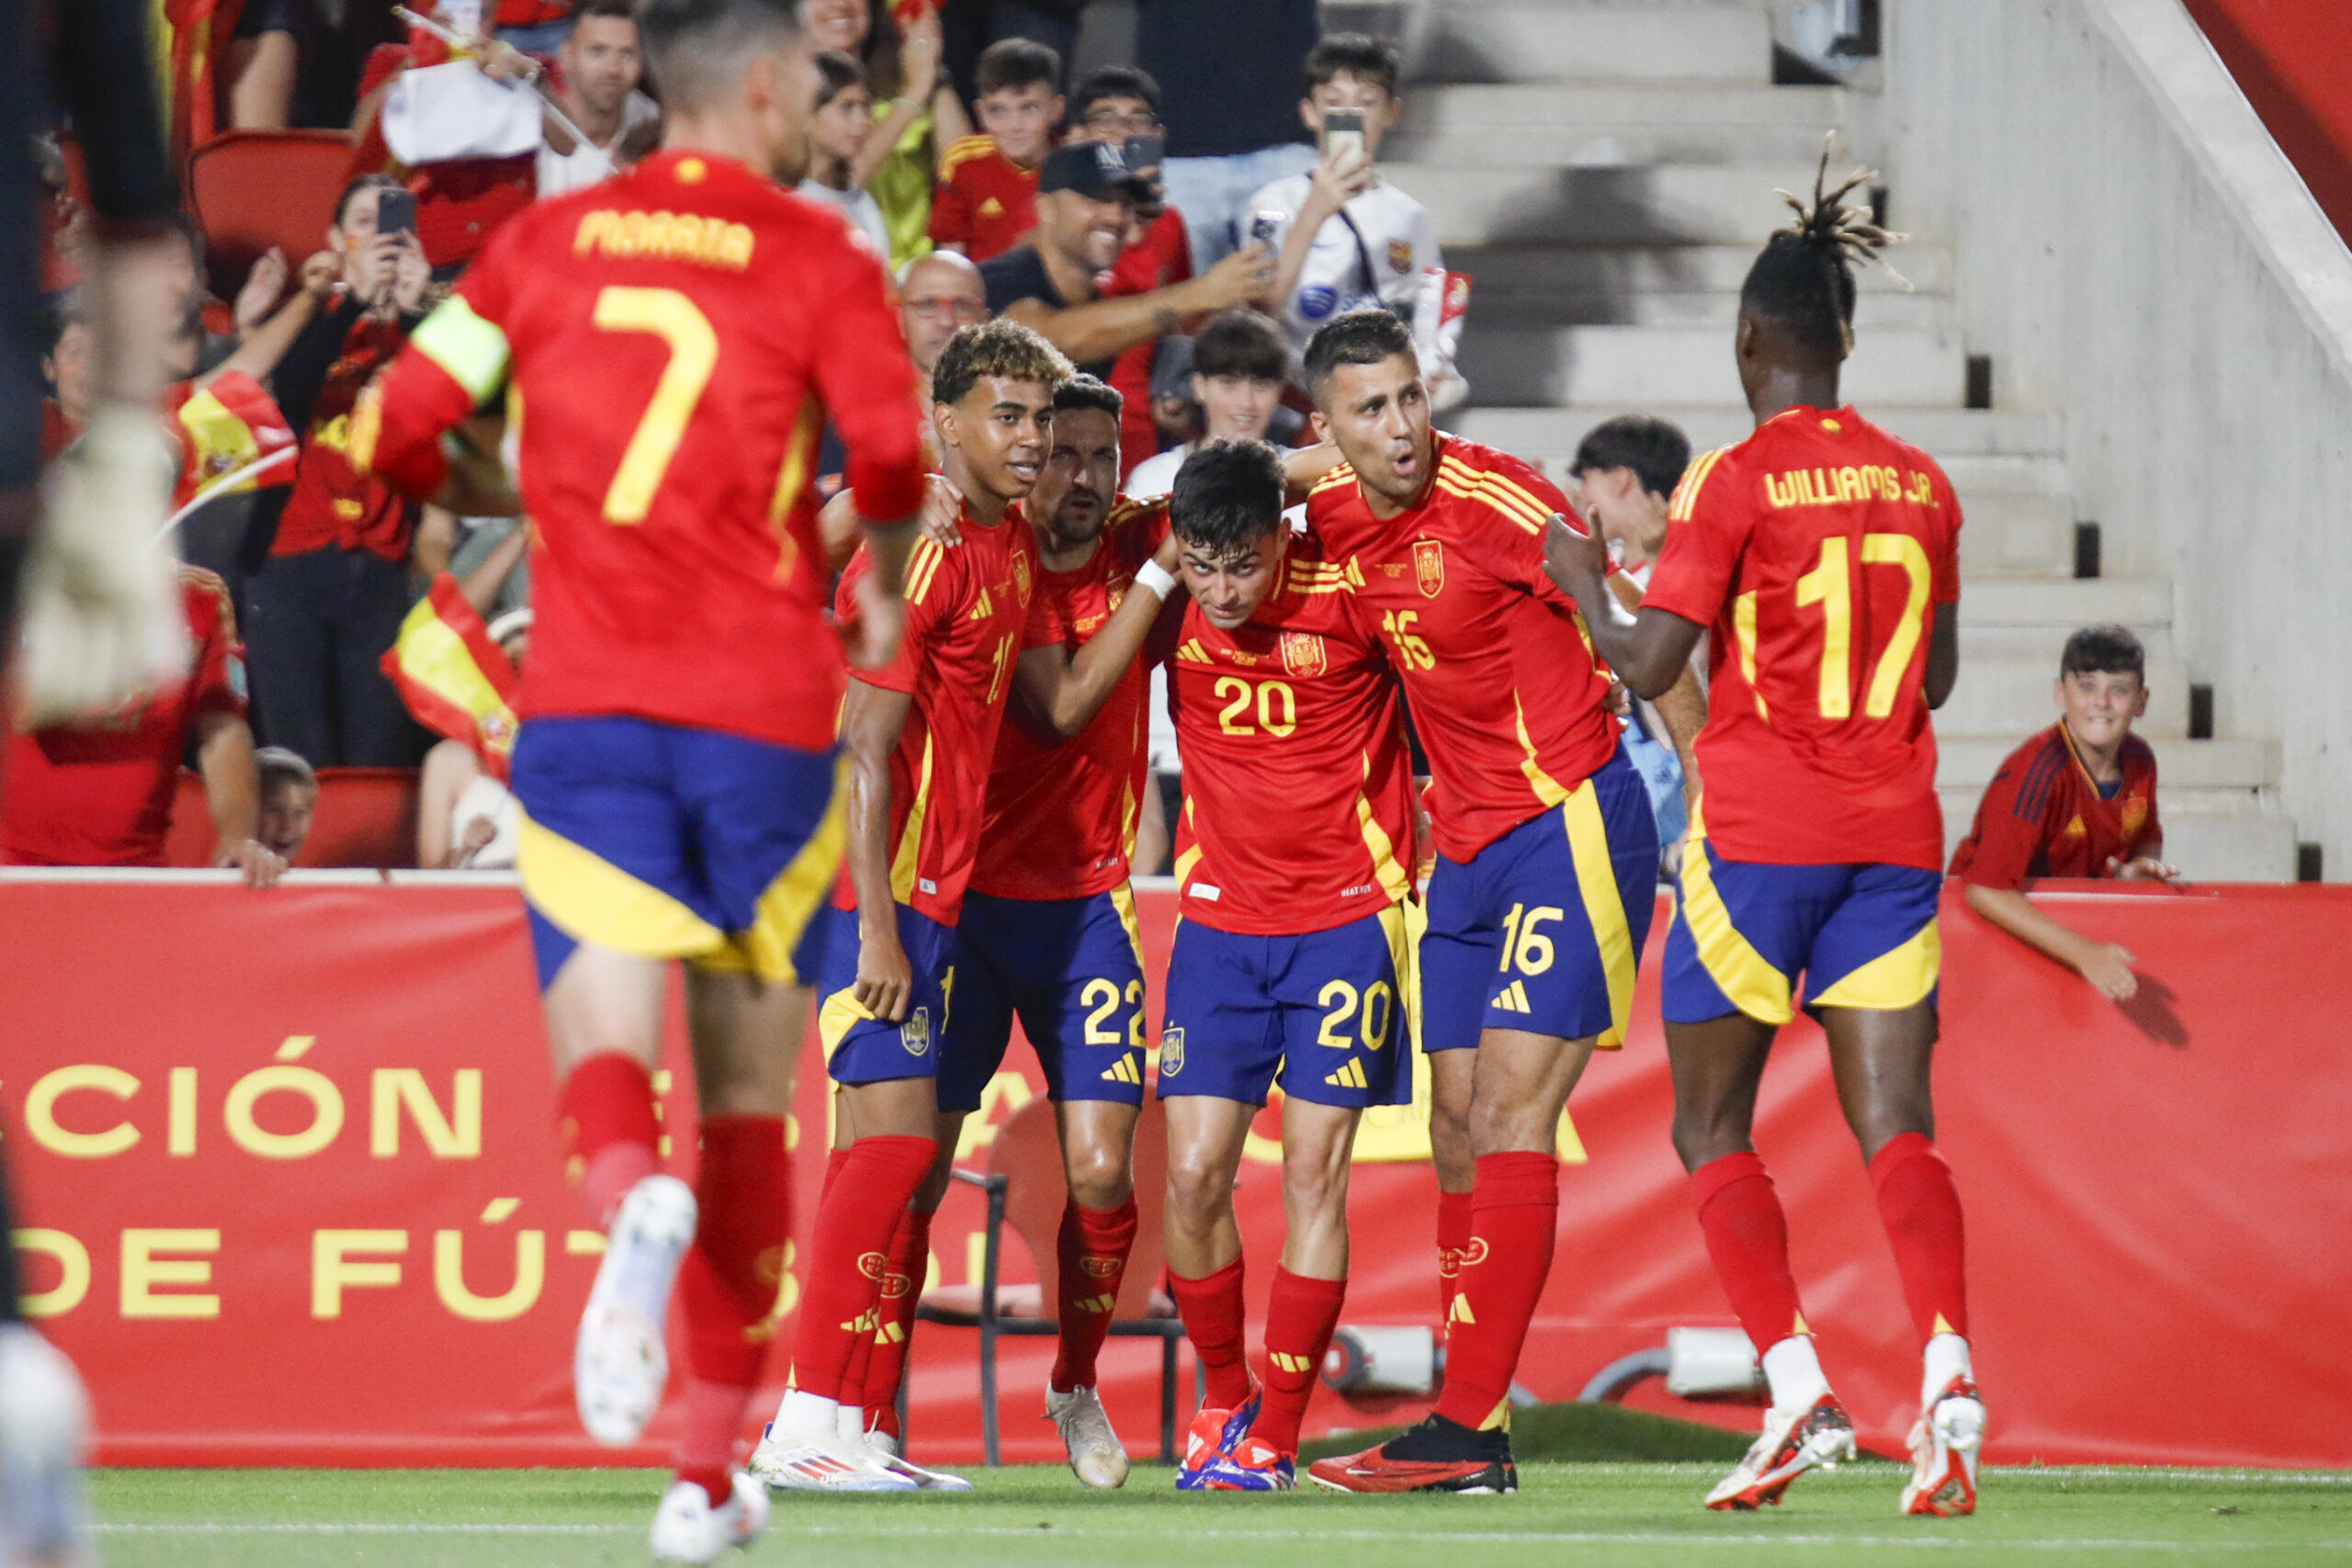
[410,296,513,405]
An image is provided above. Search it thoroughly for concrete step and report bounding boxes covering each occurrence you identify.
[1937,735,2275,791]
[1411,6,1774,85]
[1939,655,2192,739]
[1459,322,1963,406]
[1450,404,2061,458]
[1453,243,1951,299]
[1937,454,2072,495]
[1401,82,1856,135]
[1466,286,1950,331]
[1390,123,1872,169]
[1956,493,2075,580]
[1934,787,2298,881]
[1958,576,2173,629]
[1959,623,2178,662]
[1386,162,1895,248]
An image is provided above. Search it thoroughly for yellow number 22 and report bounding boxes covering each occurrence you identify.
[592,287,718,524]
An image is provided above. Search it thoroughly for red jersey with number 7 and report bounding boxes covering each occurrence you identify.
[1641,404,1962,870]
[835,505,1049,926]
[355,150,926,751]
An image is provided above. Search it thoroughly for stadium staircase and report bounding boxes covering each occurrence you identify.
[1337,0,2298,879]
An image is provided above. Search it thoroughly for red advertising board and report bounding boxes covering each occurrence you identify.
[4,874,2348,1469]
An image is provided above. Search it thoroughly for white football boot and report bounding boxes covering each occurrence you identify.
[1046,1385,1130,1489]
[0,1324,93,1568]
[750,1414,918,1493]
[575,1174,697,1445]
[1902,1377,1985,1517]
[649,1473,769,1564]
[834,1404,972,1491]
[1704,1391,1857,1510]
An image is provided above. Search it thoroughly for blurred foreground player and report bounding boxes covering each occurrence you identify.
[1544,154,1982,1517]
[1154,440,1418,1493]
[355,0,927,1555]
[1303,311,1658,1495]
[1951,624,2173,1000]
[1,3,193,1563]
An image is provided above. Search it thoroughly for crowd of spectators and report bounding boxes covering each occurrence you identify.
[10,0,1473,880]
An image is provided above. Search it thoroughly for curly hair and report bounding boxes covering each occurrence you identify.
[931,318,1075,407]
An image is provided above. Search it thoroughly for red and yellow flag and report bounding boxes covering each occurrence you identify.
[379,573,522,781]
[165,370,298,512]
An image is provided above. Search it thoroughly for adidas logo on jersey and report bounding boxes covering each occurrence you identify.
[1100,1055,1143,1086]
[1325,1058,1368,1089]
[967,586,994,620]
[979,197,1003,217]
[1491,980,1532,1013]
[1174,637,1213,663]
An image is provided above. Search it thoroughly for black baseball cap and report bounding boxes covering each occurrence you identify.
[1038,141,1151,202]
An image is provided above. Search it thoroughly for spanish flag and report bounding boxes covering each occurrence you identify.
[165,371,297,513]
[380,573,522,781]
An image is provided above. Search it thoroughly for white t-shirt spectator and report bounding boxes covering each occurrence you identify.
[537,91,660,198]
[1246,173,1442,356]
[797,179,892,258]
[1125,443,1190,502]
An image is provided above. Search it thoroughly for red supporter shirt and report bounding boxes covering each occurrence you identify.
[836,504,1048,926]
[928,136,1040,262]
[972,499,1169,902]
[1949,724,2162,886]
[1101,207,1192,479]
[1643,405,1962,870]
[1155,536,1414,935]
[2,568,246,867]
[272,310,418,562]
[356,40,539,271]
[1309,434,1621,863]
[358,151,926,751]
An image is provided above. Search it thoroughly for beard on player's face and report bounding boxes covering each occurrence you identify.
[1034,412,1120,547]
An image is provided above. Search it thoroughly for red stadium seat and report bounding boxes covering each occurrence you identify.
[185,130,360,297]
[162,768,213,867]
[299,767,420,870]
[911,1094,1184,1465]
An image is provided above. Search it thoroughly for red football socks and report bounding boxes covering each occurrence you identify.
[672,1114,789,1507]
[1252,1267,1344,1455]
[789,1134,936,1403]
[856,1207,932,1431]
[1433,1151,1557,1431]
[558,1053,661,1230]
[1169,1256,1252,1410]
[1436,1188,1474,1340]
[1051,1197,1137,1393]
[1870,1132,1970,1343]
[1689,1150,1809,1353]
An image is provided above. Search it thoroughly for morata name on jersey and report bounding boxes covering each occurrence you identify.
[1762,465,1939,511]
[572,209,755,272]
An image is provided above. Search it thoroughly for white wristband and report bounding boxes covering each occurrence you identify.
[1132,559,1178,601]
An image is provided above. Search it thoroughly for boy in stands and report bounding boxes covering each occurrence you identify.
[1301,310,1659,1495]
[356,0,927,1553]
[1951,624,2174,1000]
[1154,438,1418,1493]
[931,39,1063,261]
[1543,156,1985,1517]
[752,324,1177,1493]
[846,375,1181,1487]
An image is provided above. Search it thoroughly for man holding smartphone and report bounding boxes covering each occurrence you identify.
[1248,36,1442,369]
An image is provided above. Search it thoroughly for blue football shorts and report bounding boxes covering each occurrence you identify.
[936,885,1149,1114]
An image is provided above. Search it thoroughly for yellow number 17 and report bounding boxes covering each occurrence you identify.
[592,286,718,524]
[1792,533,1932,719]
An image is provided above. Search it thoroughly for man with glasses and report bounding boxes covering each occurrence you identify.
[898,252,992,406]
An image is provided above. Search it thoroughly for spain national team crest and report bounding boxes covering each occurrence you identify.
[1012,553,1034,602]
[901,1006,932,1056]
[1159,1027,1184,1077]
[1280,630,1328,678]
[1412,537,1445,598]
[2122,795,2149,840]
[1387,237,1414,275]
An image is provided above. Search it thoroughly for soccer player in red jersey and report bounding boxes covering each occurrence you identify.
[1149,440,1419,1494]
[3,565,285,886]
[1299,311,1661,1495]
[353,2,926,1555]
[752,325,1178,1494]
[1951,624,2174,1000]
[1544,164,1984,1517]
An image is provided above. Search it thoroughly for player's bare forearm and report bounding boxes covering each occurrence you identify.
[1541,513,1702,698]
[860,515,920,596]
[1282,442,1344,503]
[197,713,262,854]
[1654,661,1708,795]
[1012,547,1177,741]
[840,681,912,929]
[1926,600,1960,710]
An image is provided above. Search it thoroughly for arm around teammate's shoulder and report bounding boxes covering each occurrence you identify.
[1011,528,1182,741]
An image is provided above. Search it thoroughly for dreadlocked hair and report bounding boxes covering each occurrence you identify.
[1738,133,1906,367]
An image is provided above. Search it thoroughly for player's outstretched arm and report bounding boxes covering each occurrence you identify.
[840,680,918,1021]
[197,713,288,889]
[1543,514,1704,701]
[1010,530,1182,741]
[1962,882,2139,1002]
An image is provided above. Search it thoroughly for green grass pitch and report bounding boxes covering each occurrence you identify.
[89,1457,2352,1567]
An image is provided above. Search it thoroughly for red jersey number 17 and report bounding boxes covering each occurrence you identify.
[1786,533,1933,719]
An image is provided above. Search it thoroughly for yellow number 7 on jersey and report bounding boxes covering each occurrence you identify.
[593,286,718,524]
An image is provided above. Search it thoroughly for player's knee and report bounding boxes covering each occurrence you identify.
[1164,1152,1232,1233]
[1063,1141,1133,1211]
[1279,1150,1350,1229]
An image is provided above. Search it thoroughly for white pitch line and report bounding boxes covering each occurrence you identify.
[97,1523,629,1534]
